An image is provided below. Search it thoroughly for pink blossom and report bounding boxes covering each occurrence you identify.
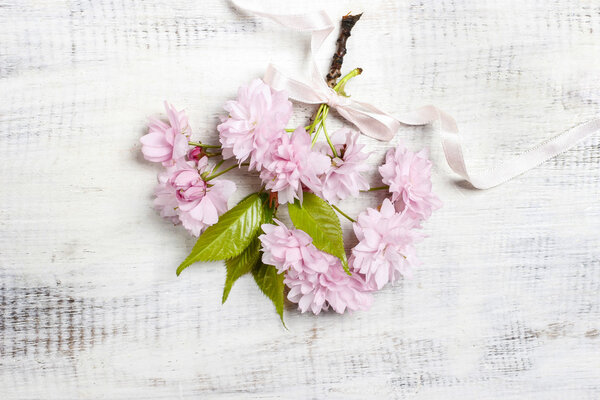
[217,79,292,170]
[259,220,330,274]
[153,167,180,224]
[259,221,373,315]
[378,143,442,221]
[350,199,424,290]
[141,102,191,166]
[159,158,236,236]
[259,127,330,204]
[285,261,373,315]
[315,128,370,204]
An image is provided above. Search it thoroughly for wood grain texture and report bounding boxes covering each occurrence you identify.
[1,0,599,398]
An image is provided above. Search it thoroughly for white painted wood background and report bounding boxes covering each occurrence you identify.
[1,0,599,398]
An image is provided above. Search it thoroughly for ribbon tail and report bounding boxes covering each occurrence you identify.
[231,0,334,90]
[397,105,600,189]
[231,0,333,32]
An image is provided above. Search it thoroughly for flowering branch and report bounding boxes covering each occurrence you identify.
[139,12,442,323]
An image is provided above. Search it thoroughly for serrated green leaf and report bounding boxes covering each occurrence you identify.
[252,262,285,326]
[177,193,265,275]
[261,199,275,225]
[288,192,348,270]
[222,238,261,304]
[221,198,277,304]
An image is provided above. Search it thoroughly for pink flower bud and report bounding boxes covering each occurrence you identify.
[187,146,204,161]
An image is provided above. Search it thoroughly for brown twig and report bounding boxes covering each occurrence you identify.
[325,13,362,88]
[307,13,362,126]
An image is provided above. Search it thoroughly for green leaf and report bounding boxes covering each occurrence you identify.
[221,198,277,304]
[177,193,265,275]
[252,262,285,326]
[259,196,275,225]
[288,192,348,271]
[222,238,261,304]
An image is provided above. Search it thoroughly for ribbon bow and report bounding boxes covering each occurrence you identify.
[264,64,401,141]
[249,6,401,142]
[233,1,600,189]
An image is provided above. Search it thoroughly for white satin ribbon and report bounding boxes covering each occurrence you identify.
[265,64,402,141]
[398,106,600,189]
[233,1,600,189]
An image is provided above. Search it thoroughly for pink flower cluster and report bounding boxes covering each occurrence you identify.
[348,142,442,290]
[141,102,236,236]
[216,80,440,315]
[217,79,371,204]
[259,221,372,314]
[141,80,441,316]
[259,142,440,314]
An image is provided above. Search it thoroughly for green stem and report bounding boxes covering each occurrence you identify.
[206,163,249,181]
[189,142,220,149]
[331,204,355,223]
[333,68,362,94]
[364,185,388,192]
[287,125,316,133]
[308,104,326,136]
[311,106,329,145]
[309,69,362,146]
[212,159,225,172]
[321,119,338,158]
